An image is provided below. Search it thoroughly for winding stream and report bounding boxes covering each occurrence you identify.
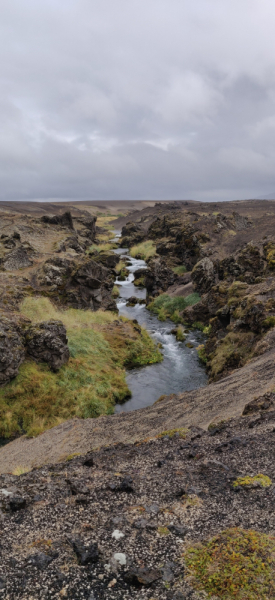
[112,237,207,412]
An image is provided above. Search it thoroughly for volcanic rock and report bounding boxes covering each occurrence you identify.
[25,320,70,372]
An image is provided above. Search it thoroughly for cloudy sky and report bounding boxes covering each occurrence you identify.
[1,0,275,202]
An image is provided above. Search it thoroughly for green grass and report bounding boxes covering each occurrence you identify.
[172,265,187,276]
[87,242,116,253]
[148,293,201,323]
[112,285,120,298]
[130,240,156,261]
[197,344,207,364]
[175,325,186,341]
[0,298,162,438]
[185,527,275,599]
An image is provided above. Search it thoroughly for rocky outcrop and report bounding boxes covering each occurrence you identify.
[92,251,120,270]
[41,211,74,230]
[144,258,176,296]
[37,256,117,312]
[25,320,70,372]
[120,221,146,247]
[3,247,33,271]
[0,318,25,384]
[191,258,216,294]
[217,243,265,284]
[0,234,35,272]
[76,215,97,240]
[56,236,85,254]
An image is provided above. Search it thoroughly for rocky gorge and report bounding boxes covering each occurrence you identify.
[0,199,274,599]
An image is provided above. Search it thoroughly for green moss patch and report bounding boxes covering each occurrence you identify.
[148,293,200,323]
[233,474,272,488]
[185,527,275,599]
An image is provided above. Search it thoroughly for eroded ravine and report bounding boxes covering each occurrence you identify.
[112,239,207,412]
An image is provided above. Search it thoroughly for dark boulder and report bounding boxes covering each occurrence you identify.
[243,392,275,415]
[56,236,84,254]
[145,258,175,296]
[191,258,217,294]
[28,552,58,570]
[25,320,70,372]
[71,538,99,566]
[3,246,33,271]
[41,211,74,230]
[37,256,117,312]
[77,216,97,240]
[0,318,25,384]
[92,252,120,270]
[9,496,26,511]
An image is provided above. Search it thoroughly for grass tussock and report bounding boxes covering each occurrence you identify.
[185,527,275,599]
[112,285,120,298]
[0,298,162,439]
[87,242,116,253]
[172,265,187,276]
[12,466,31,476]
[130,240,156,262]
[148,293,200,323]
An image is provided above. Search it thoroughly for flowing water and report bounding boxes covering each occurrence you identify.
[112,236,207,413]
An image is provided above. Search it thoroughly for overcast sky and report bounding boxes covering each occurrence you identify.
[1,1,275,202]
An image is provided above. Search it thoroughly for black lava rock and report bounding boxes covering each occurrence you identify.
[9,496,26,511]
[71,539,99,566]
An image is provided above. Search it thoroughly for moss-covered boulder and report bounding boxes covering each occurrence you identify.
[25,320,70,372]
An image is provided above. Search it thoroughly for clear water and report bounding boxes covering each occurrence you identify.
[112,240,207,413]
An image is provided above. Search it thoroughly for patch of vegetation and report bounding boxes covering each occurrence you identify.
[0,298,162,439]
[66,453,81,462]
[97,231,114,242]
[87,242,116,253]
[157,427,188,439]
[209,331,254,380]
[262,316,275,330]
[148,293,200,323]
[115,260,125,274]
[157,526,170,536]
[12,466,31,476]
[96,215,117,229]
[172,265,187,276]
[192,321,204,331]
[233,474,272,488]
[228,281,248,299]
[197,344,207,364]
[184,527,275,599]
[175,325,186,341]
[264,241,275,269]
[133,277,145,287]
[112,285,120,298]
[130,240,156,261]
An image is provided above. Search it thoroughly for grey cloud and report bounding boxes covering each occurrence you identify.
[1,0,275,201]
